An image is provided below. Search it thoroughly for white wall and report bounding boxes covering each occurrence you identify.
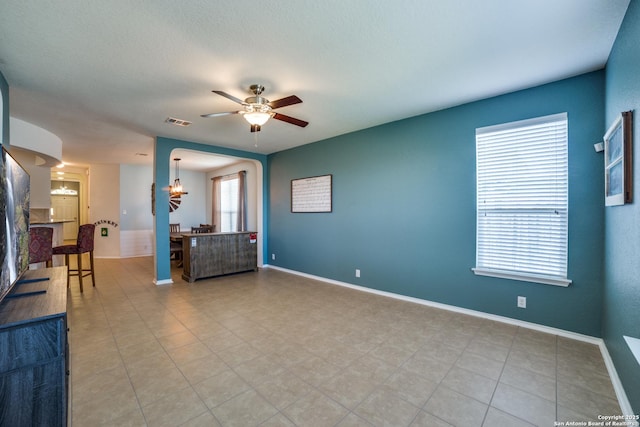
[89,164,120,257]
[168,168,208,231]
[8,118,64,210]
[9,148,52,209]
[120,164,154,230]
[9,117,62,166]
[119,164,154,257]
[117,165,211,256]
[120,229,154,258]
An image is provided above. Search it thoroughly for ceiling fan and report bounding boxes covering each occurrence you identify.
[201,84,309,132]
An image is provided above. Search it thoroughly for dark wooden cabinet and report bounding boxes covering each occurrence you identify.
[182,232,257,282]
[0,267,68,427]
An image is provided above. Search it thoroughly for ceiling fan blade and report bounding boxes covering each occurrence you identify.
[212,90,248,105]
[269,95,302,110]
[273,113,309,128]
[250,124,261,133]
[200,111,241,118]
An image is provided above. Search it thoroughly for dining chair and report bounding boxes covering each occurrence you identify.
[52,224,96,292]
[170,239,183,266]
[191,226,210,233]
[169,223,183,266]
[29,227,53,267]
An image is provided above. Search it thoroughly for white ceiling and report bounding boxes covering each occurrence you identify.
[0,1,631,170]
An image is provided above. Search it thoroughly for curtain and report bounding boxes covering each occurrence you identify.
[236,170,247,232]
[211,176,221,232]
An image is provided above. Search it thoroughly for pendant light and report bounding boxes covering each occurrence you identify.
[170,158,188,196]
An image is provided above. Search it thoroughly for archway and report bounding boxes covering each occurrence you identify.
[153,137,268,285]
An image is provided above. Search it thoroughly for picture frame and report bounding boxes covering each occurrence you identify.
[604,111,633,206]
[291,174,332,213]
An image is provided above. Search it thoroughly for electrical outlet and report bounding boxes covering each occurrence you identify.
[272,253,276,260]
[355,269,360,278]
[517,296,527,309]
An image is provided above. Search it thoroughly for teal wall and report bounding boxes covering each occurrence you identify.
[269,71,605,336]
[153,137,268,283]
[603,0,640,413]
[0,70,8,147]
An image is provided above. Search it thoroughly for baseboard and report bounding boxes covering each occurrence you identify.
[265,265,633,414]
[599,341,635,416]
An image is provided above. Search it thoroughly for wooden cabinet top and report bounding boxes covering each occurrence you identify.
[178,231,257,237]
[0,267,67,329]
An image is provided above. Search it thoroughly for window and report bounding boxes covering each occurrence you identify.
[212,170,247,233]
[220,177,238,232]
[473,113,571,287]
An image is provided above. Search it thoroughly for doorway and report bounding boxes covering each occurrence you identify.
[50,181,80,240]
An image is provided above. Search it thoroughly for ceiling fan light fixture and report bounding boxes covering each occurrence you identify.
[242,103,273,126]
[243,111,272,126]
[203,85,308,132]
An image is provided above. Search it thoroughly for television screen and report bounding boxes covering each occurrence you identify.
[0,147,30,303]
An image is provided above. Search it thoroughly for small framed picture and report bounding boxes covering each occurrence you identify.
[604,111,633,206]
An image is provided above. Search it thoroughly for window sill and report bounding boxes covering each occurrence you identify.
[472,268,572,287]
[624,336,640,367]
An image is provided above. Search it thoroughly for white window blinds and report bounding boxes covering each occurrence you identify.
[474,113,571,286]
[220,177,239,232]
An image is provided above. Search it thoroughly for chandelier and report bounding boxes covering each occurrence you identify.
[169,158,188,196]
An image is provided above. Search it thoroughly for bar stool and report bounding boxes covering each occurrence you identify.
[52,224,96,292]
[29,227,53,267]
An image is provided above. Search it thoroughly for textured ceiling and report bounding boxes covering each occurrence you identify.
[0,1,631,169]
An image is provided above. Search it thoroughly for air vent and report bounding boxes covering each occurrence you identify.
[165,117,192,127]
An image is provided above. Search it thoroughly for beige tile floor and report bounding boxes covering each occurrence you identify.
[68,257,621,427]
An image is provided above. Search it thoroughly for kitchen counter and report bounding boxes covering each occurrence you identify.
[30,219,75,225]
